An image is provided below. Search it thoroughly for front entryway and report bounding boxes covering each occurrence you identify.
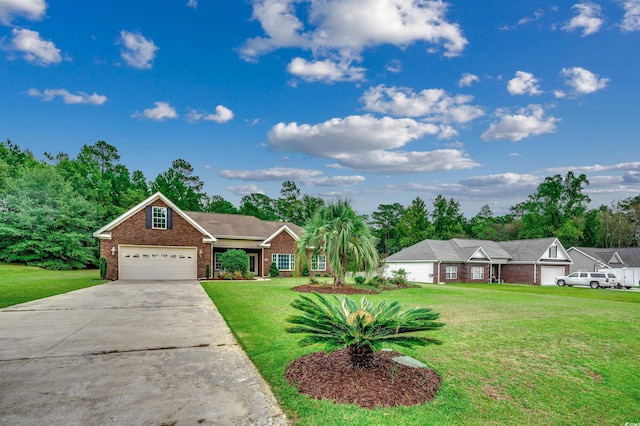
[248,253,258,275]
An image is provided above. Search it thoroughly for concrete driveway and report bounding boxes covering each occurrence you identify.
[0,281,288,425]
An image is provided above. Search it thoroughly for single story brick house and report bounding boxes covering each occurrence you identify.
[384,237,572,285]
[93,192,328,280]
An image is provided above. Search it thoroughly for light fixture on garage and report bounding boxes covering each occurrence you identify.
[111,247,116,256]
[198,249,203,258]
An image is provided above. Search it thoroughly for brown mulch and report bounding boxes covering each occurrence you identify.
[285,348,441,409]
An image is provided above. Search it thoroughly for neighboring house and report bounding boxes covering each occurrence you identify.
[93,192,328,280]
[384,237,571,286]
[568,247,640,287]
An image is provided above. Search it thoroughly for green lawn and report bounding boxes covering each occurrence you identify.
[0,263,106,308]
[202,278,640,426]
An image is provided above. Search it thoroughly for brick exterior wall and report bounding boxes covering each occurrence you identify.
[501,264,570,285]
[263,231,298,277]
[99,200,211,280]
[438,263,490,283]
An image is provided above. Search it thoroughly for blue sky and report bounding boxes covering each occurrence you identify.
[1,0,639,217]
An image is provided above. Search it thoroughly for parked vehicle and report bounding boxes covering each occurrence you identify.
[555,271,617,289]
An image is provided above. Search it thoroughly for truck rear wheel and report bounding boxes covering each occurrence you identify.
[590,281,600,289]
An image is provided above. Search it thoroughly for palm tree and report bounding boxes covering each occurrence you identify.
[286,292,444,369]
[297,199,379,286]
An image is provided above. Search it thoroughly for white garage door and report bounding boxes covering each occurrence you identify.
[119,246,197,280]
[540,266,565,286]
[386,262,434,283]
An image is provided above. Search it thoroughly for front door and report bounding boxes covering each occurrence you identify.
[248,253,258,275]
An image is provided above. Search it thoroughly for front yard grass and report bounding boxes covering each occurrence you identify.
[0,263,105,308]
[202,278,640,426]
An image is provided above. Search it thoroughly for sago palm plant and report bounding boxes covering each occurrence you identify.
[285,292,444,369]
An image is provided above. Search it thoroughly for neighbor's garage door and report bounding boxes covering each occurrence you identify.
[540,266,565,286]
[386,262,434,283]
[119,246,197,280]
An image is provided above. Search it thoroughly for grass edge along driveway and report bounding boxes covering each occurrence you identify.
[202,278,640,426]
[0,264,105,308]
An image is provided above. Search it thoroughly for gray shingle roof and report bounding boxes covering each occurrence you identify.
[497,237,557,262]
[184,211,303,240]
[386,238,511,262]
[572,246,640,268]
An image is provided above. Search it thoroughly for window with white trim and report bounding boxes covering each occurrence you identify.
[445,266,457,280]
[152,206,167,229]
[471,266,484,280]
[272,253,295,271]
[548,245,558,258]
[214,253,222,271]
[311,255,326,271]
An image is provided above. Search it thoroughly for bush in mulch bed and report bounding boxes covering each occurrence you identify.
[285,348,441,409]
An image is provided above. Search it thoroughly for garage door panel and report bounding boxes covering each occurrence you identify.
[540,266,565,286]
[119,246,197,280]
[386,262,433,283]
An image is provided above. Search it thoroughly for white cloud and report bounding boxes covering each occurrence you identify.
[132,101,178,121]
[562,3,603,36]
[543,161,640,174]
[328,149,479,174]
[0,0,46,24]
[9,28,61,65]
[507,71,543,95]
[219,167,365,186]
[500,8,545,30]
[268,114,440,157]
[481,105,558,142]
[385,59,402,73]
[187,105,234,123]
[361,84,484,125]
[239,0,467,61]
[27,88,107,105]
[287,57,366,82]
[554,90,567,98]
[561,66,608,94]
[458,73,479,87]
[119,30,158,69]
[186,0,197,9]
[621,0,640,31]
[225,184,264,196]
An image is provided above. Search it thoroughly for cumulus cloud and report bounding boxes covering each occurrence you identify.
[119,30,158,69]
[361,85,484,125]
[219,167,365,186]
[27,88,107,105]
[458,73,479,87]
[561,66,608,94]
[287,57,366,82]
[225,184,264,196]
[0,0,46,24]
[268,114,479,174]
[621,0,640,31]
[239,0,467,61]
[481,105,558,142]
[9,28,61,65]
[186,0,197,9]
[132,101,178,121]
[187,105,234,123]
[543,161,640,174]
[562,3,603,36]
[507,71,543,95]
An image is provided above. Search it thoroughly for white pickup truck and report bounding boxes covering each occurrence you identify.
[555,271,618,289]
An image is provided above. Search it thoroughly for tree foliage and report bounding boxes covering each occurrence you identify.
[370,203,405,256]
[151,158,205,211]
[397,197,432,248]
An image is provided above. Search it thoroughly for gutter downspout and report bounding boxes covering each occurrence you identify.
[437,261,441,284]
[533,262,537,285]
[261,247,265,278]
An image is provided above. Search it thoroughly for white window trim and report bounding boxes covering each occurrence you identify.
[152,206,167,230]
[272,253,295,271]
[471,266,484,280]
[311,255,326,271]
[214,253,222,271]
[549,245,558,259]
[445,265,457,280]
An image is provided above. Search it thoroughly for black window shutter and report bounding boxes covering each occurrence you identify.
[167,207,173,230]
[145,206,152,229]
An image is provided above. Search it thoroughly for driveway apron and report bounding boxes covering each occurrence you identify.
[0,280,288,425]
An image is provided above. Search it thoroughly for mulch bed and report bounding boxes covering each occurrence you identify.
[285,348,441,409]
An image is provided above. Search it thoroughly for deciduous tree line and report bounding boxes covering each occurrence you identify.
[1,139,638,269]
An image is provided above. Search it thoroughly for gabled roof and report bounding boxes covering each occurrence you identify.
[498,237,570,262]
[93,192,216,242]
[386,238,510,263]
[570,246,640,268]
[184,211,302,241]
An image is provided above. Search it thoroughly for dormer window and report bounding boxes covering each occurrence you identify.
[549,245,558,258]
[152,206,167,229]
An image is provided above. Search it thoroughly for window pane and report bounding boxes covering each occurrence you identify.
[152,206,166,229]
